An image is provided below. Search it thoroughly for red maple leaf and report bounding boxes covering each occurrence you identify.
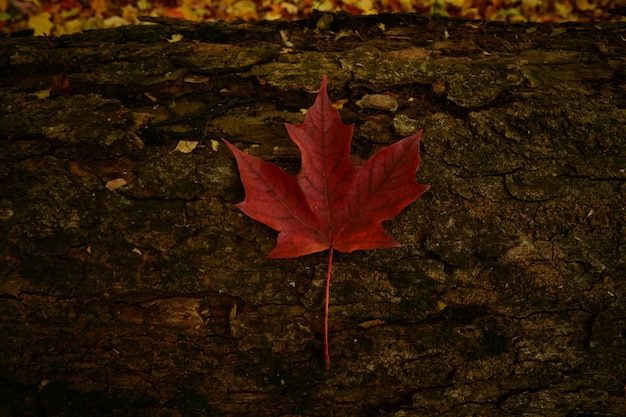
[224,76,429,369]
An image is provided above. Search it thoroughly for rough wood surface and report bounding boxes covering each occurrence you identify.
[1,13,625,416]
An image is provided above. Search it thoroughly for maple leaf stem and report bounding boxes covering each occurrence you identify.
[324,247,334,370]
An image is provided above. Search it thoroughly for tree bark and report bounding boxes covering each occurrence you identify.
[1,13,625,416]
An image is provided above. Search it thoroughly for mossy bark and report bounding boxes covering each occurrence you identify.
[1,13,625,416]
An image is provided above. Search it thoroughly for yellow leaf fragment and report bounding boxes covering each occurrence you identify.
[137,0,151,11]
[167,33,183,43]
[103,15,130,28]
[62,18,84,35]
[34,89,51,100]
[229,303,238,321]
[332,98,348,110]
[281,2,298,14]
[357,319,386,329]
[29,12,54,36]
[314,0,334,12]
[105,177,127,191]
[172,140,199,153]
[316,13,334,31]
[144,92,158,102]
[122,4,138,23]
[210,139,220,152]
[280,30,294,47]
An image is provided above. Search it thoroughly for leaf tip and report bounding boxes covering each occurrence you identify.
[319,74,330,98]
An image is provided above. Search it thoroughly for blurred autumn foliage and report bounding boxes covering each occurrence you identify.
[1,0,625,36]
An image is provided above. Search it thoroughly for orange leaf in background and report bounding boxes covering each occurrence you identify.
[4,0,625,35]
[122,4,138,23]
[91,0,108,15]
[164,6,190,19]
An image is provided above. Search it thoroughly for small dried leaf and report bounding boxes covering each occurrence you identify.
[172,140,199,153]
[144,92,158,102]
[167,33,183,43]
[105,178,127,191]
[357,319,386,329]
[229,303,238,321]
[34,89,51,100]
